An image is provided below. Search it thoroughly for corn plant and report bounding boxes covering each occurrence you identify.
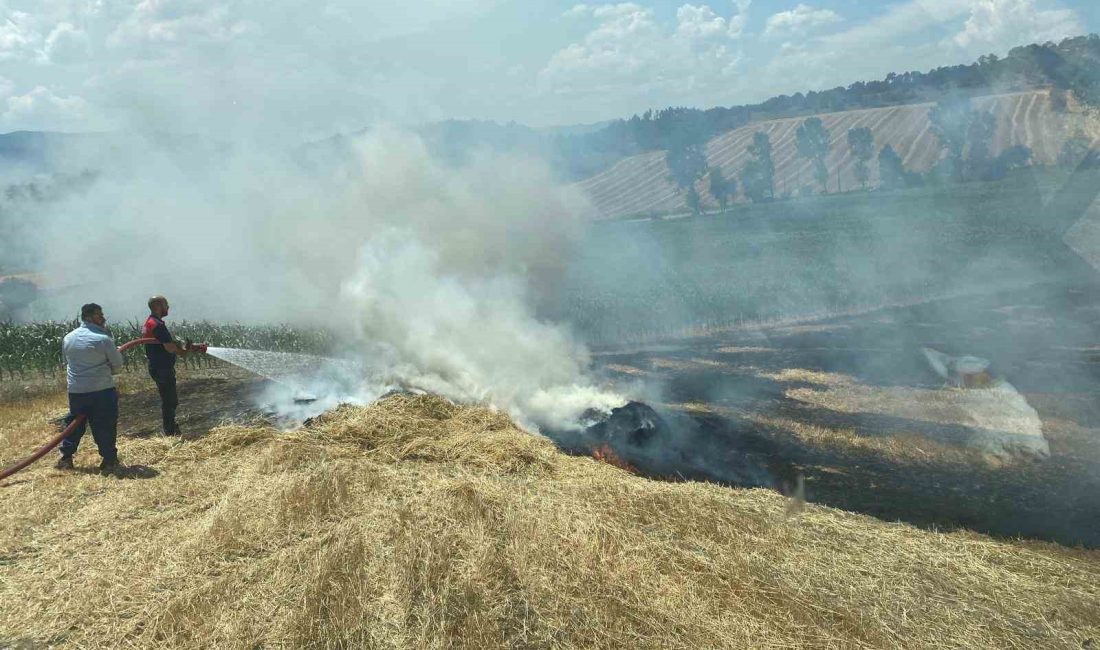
[0,319,334,380]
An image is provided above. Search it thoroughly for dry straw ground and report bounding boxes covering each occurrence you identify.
[1,388,1099,649]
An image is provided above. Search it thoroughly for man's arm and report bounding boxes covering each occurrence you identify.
[163,341,187,355]
[152,322,187,356]
[103,336,125,374]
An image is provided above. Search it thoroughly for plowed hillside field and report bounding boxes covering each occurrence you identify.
[577,90,1098,219]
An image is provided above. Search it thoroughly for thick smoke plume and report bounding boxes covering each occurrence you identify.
[11,128,627,430]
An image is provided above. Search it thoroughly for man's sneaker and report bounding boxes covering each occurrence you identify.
[99,459,121,475]
[55,456,74,470]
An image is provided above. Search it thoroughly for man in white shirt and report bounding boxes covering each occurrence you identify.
[58,303,124,473]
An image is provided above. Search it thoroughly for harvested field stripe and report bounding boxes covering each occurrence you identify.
[1022,92,1038,152]
[603,159,686,209]
[992,95,1017,159]
[708,123,770,169]
[583,156,667,203]
[710,114,797,162]
[578,152,654,189]
[585,153,666,204]
[706,122,762,164]
[901,112,932,168]
[1009,93,1027,148]
[712,118,792,170]
[1033,91,1053,162]
[590,152,682,206]
[597,169,681,216]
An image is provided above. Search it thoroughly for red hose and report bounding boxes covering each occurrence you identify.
[0,337,158,483]
[117,337,158,354]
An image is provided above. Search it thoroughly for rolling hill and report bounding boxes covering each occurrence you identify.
[576,89,1100,220]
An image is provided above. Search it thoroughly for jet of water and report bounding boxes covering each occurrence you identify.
[203,347,407,423]
[205,347,358,385]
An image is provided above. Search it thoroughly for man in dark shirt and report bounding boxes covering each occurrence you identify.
[142,295,189,435]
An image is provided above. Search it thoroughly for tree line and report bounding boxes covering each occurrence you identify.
[566,34,1100,181]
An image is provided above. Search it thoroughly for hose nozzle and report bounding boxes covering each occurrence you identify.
[181,338,209,354]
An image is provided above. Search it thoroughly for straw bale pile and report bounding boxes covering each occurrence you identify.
[1,392,1098,649]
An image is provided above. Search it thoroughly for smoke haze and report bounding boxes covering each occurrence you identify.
[4,127,629,431]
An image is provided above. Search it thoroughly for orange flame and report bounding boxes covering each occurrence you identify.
[591,444,638,474]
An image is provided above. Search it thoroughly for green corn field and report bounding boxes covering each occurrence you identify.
[0,320,333,380]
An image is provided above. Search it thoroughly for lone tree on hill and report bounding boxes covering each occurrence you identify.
[965,110,997,180]
[1058,130,1095,168]
[666,143,709,214]
[989,145,1032,179]
[685,185,702,215]
[928,97,998,182]
[1050,88,1069,113]
[878,144,907,190]
[847,126,875,189]
[796,117,831,192]
[708,167,736,211]
[742,131,775,202]
[928,97,973,182]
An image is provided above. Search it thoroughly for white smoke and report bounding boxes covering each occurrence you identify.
[326,128,627,430]
[15,126,627,430]
[341,230,624,430]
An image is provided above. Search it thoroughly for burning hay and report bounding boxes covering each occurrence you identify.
[589,443,638,473]
[2,390,1099,649]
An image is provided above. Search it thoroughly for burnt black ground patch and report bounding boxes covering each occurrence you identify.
[590,281,1100,548]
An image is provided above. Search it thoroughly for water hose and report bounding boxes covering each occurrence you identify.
[0,337,158,483]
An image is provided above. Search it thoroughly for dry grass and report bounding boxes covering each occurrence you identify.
[1,392,1099,649]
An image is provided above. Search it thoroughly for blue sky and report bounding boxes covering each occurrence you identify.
[0,1,1096,141]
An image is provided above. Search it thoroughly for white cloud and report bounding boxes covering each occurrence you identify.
[0,85,94,131]
[761,0,971,94]
[540,4,662,89]
[539,2,746,100]
[764,3,841,37]
[44,22,90,64]
[0,11,41,62]
[1,1,520,136]
[954,0,1083,50]
[728,0,752,39]
[107,0,256,56]
[564,4,592,18]
[758,0,1085,112]
[677,4,728,40]
[0,0,1085,138]
[677,0,752,40]
[592,3,649,20]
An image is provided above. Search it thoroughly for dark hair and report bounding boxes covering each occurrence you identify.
[80,303,103,320]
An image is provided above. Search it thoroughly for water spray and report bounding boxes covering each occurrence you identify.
[0,340,368,483]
